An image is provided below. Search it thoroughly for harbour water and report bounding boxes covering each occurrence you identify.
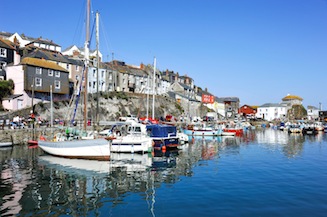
[1,129,327,217]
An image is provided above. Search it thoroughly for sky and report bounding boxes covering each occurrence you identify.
[2,0,327,109]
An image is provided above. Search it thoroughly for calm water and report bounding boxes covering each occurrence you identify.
[1,129,327,217]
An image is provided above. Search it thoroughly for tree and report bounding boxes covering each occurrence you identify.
[0,79,14,101]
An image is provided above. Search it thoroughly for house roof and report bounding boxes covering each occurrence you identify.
[24,49,70,63]
[260,103,286,108]
[282,94,303,101]
[0,38,15,50]
[21,57,68,72]
[26,37,60,47]
[218,97,240,103]
[307,105,319,110]
[3,94,23,100]
[240,104,257,109]
[0,31,13,38]
[179,82,193,91]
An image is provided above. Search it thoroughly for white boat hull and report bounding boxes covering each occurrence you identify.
[0,142,13,148]
[177,132,189,144]
[38,138,110,160]
[111,135,153,153]
[184,129,221,137]
[221,132,236,136]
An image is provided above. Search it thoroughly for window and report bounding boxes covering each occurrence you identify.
[36,67,42,74]
[75,65,79,71]
[0,61,6,70]
[55,71,60,77]
[66,64,69,70]
[48,69,53,76]
[55,80,60,89]
[35,77,42,86]
[0,48,6,57]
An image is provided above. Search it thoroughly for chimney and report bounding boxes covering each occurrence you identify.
[140,63,144,70]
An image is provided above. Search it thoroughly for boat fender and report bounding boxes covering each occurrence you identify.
[162,145,166,152]
[40,135,46,141]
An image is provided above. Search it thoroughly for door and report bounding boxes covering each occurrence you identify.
[17,99,23,110]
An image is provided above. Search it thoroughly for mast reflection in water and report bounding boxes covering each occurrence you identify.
[1,129,327,217]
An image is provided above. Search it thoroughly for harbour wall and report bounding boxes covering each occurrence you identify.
[0,127,58,145]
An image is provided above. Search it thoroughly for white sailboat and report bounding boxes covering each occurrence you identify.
[38,0,110,160]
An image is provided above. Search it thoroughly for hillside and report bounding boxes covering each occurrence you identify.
[1,92,203,122]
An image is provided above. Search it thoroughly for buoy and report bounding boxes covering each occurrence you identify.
[162,145,166,152]
[40,135,46,141]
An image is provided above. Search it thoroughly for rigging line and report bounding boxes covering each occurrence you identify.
[71,65,86,124]
[89,15,96,49]
[99,15,114,61]
[71,0,86,47]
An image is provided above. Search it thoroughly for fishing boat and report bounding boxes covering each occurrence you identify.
[38,0,110,160]
[146,124,180,149]
[183,123,221,137]
[221,131,236,136]
[223,128,243,136]
[302,124,318,135]
[109,121,153,153]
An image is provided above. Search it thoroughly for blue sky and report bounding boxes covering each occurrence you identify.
[2,0,327,109]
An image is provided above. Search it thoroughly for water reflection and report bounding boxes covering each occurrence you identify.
[0,130,326,216]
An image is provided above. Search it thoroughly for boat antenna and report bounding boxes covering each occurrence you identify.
[152,57,156,120]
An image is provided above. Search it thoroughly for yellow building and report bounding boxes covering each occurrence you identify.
[282,94,303,106]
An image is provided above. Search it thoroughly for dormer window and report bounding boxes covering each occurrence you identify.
[0,48,6,57]
[36,67,42,74]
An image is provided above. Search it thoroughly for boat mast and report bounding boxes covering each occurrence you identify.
[96,11,100,130]
[152,57,156,120]
[50,85,53,136]
[83,0,90,131]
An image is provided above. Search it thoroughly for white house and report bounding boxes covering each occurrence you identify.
[307,105,319,121]
[256,103,287,121]
[62,45,103,62]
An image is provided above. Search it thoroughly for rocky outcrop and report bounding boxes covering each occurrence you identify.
[0,92,184,123]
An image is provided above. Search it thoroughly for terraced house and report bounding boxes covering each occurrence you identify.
[3,57,69,110]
